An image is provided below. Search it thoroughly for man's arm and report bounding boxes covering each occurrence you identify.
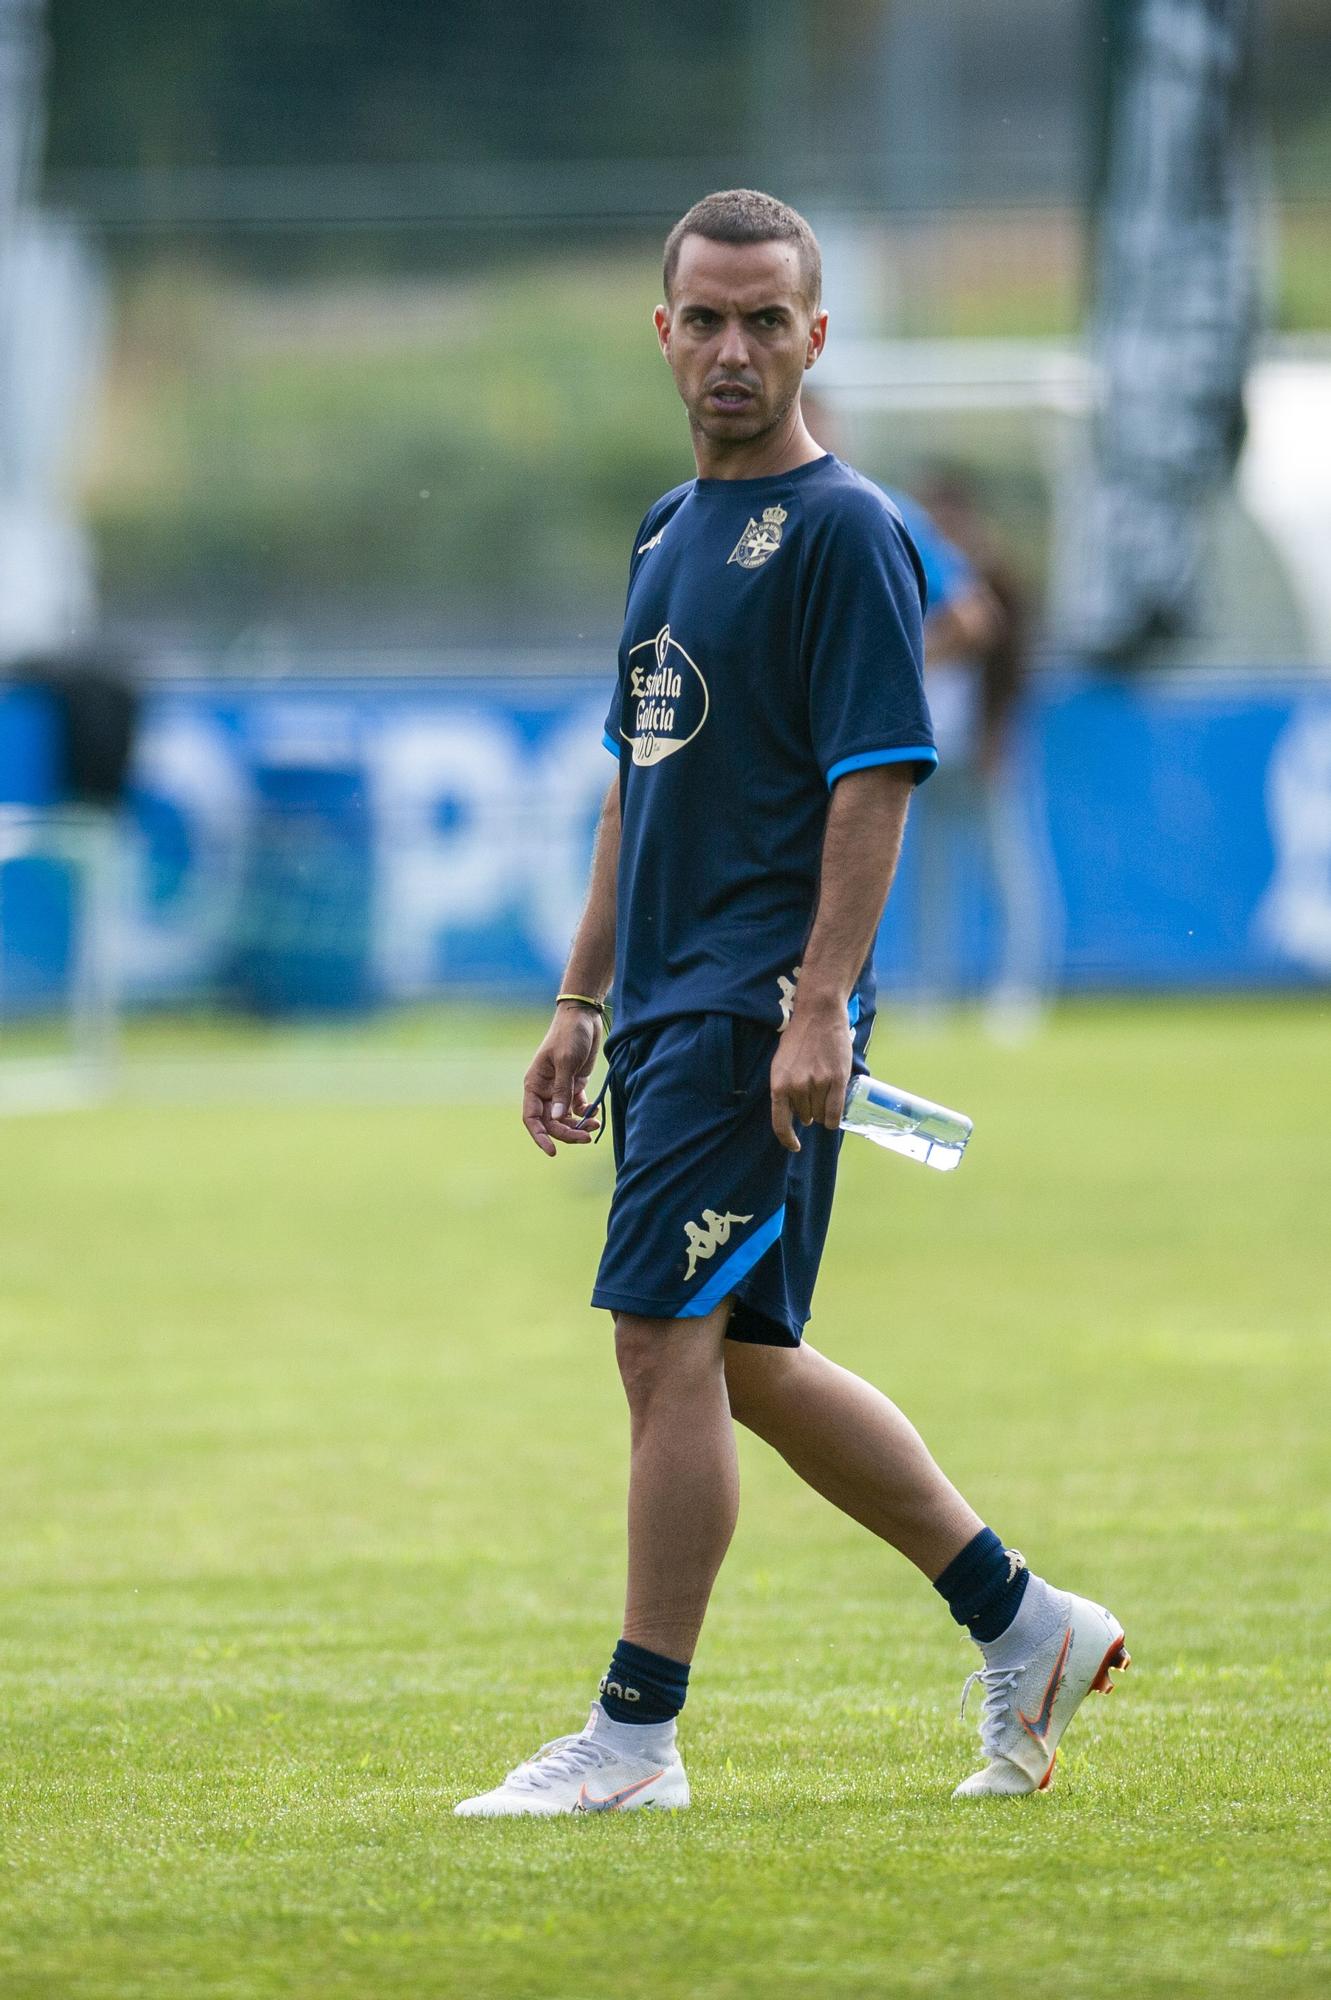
[521,777,620,1157]
[770,763,914,1153]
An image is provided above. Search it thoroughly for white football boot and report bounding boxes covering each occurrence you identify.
[453,1705,690,1817]
[953,1581,1130,1797]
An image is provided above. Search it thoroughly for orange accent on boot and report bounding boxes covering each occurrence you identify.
[1091,1636,1131,1695]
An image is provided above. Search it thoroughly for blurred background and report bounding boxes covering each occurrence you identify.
[2,0,1330,1098]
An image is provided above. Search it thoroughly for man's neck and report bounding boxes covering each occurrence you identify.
[690,413,826,482]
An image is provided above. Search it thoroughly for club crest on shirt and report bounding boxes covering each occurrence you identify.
[621,622,710,767]
[727,503,787,570]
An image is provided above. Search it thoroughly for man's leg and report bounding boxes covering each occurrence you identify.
[723,1337,978,1579]
[616,1303,739,1660]
[723,1336,1129,1796]
[454,1300,735,1816]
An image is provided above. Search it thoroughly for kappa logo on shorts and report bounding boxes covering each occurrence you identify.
[683,1207,753,1283]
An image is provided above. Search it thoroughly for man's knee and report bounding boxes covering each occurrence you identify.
[614,1310,727,1414]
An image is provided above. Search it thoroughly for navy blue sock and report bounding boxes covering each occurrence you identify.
[933,1527,1030,1643]
[599,1638,690,1724]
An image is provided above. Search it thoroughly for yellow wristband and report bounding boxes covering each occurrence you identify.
[556,992,612,1032]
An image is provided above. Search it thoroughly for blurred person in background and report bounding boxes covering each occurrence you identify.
[800,393,998,676]
[912,464,1055,1040]
[802,399,1052,1037]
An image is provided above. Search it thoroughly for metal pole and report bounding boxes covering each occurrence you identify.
[0,0,46,496]
[0,0,43,220]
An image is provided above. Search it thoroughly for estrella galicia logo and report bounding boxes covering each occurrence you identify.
[622,623,709,768]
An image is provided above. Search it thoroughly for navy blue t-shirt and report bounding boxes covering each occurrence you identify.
[602,452,936,1044]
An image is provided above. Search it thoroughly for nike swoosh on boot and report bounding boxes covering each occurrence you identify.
[575,1770,664,1812]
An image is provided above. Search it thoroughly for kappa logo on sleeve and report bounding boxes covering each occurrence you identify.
[683,1207,753,1282]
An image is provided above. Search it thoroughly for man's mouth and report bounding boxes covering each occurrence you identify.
[706,382,757,411]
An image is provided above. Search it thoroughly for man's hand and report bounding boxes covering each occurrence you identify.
[769,996,852,1154]
[522,1003,604,1157]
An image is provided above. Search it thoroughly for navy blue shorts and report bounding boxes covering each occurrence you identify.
[590,1010,873,1346]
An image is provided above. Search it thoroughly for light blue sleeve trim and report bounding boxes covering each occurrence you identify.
[603,731,621,756]
[825,745,938,788]
[675,1204,786,1319]
[847,992,861,1027]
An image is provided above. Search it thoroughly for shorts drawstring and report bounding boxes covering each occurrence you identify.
[574,1044,618,1143]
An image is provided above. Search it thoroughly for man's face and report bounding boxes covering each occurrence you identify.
[655,235,827,447]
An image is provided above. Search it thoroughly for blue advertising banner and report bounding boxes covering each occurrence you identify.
[879,671,1331,996]
[1035,676,1331,988]
[2,670,1329,1014]
[118,680,614,1008]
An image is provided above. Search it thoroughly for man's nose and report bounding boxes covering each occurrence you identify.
[716,318,751,369]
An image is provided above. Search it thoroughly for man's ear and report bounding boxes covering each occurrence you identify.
[654,303,671,358]
[805,311,829,369]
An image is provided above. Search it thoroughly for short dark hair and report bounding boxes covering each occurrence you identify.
[663,189,822,310]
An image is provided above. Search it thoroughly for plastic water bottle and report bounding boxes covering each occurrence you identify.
[841,1074,973,1172]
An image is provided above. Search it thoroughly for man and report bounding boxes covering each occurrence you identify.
[455,191,1127,1818]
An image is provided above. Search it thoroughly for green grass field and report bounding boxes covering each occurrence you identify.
[2,999,1328,1999]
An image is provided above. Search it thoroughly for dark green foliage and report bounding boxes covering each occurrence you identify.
[44,1,743,175]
